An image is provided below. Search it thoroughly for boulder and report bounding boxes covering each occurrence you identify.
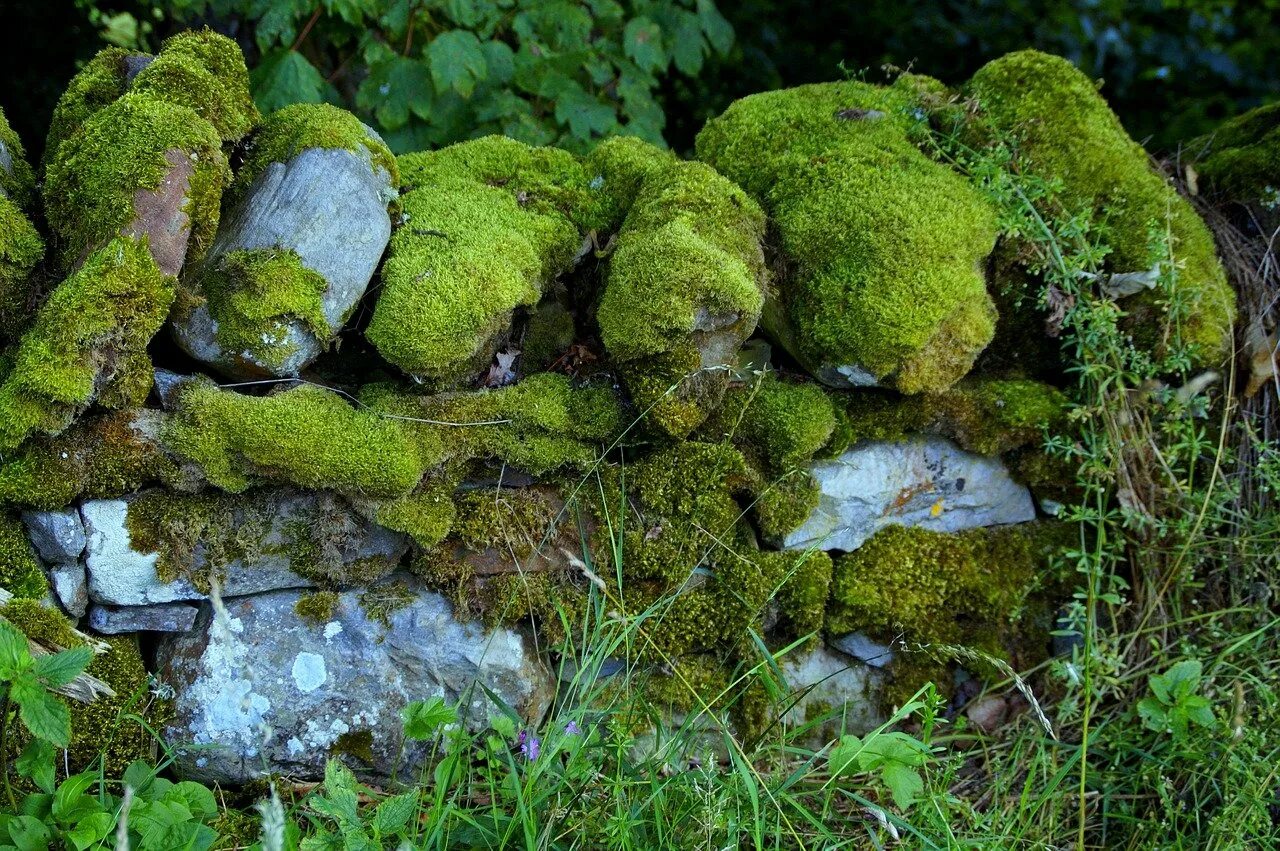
[829,631,896,668]
[156,576,554,783]
[22,508,86,563]
[778,645,885,742]
[782,436,1036,552]
[89,602,198,634]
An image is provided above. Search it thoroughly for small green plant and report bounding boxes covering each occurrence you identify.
[301,760,419,851]
[1137,659,1216,739]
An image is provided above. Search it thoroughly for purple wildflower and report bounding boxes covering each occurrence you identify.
[565,720,581,736]
[517,729,541,761]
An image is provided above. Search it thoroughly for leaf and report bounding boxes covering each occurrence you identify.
[15,740,55,794]
[554,84,617,139]
[1137,696,1168,732]
[623,17,666,73]
[880,762,925,809]
[0,620,31,679]
[164,782,218,821]
[482,40,516,86]
[372,791,418,835]
[66,812,113,851]
[401,697,455,740]
[12,677,71,747]
[427,30,488,98]
[53,772,100,823]
[6,815,50,851]
[671,10,706,76]
[827,734,864,776]
[33,647,92,689]
[357,55,434,130]
[696,0,734,54]
[252,50,329,113]
[121,760,156,797]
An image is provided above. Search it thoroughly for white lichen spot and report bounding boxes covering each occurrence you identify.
[291,652,327,693]
[323,621,343,640]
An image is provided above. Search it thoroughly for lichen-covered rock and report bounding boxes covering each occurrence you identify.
[20,507,86,563]
[778,645,885,742]
[172,105,395,377]
[965,50,1235,363]
[697,79,999,393]
[156,576,554,783]
[782,435,1036,551]
[0,237,173,451]
[368,136,587,383]
[82,488,407,605]
[89,601,199,634]
[47,562,88,618]
[830,631,896,668]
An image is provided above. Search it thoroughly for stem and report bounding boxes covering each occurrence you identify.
[1,688,15,810]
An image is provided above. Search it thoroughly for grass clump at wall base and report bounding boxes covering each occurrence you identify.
[0,513,47,599]
[0,600,165,776]
[129,28,259,143]
[368,137,583,382]
[43,93,228,270]
[0,197,44,343]
[234,102,397,198]
[42,47,139,172]
[0,237,173,451]
[0,107,36,208]
[161,379,425,498]
[1189,102,1280,202]
[696,79,999,393]
[965,50,1235,363]
[187,247,330,373]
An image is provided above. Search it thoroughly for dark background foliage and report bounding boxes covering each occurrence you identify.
[2,0,1278,162]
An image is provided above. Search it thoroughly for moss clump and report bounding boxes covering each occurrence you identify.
[621,344,727,439]
[295,590,341,625]
[1,600,164,775]
[123,489,267,584]
[363,473,460,550]
[368,137,584,382]
[582,135,677,231]
[180,247,330,374]
[639,654,771,741]
[0,237,173,451]
[840,378,1069,456]
[42,47,139,171]
[162,379,425,497]
[358,580,416,626]
[0,196,45,342]
[44,93,227,270]
[965,50,1235,363]
[697,80,999,393]
[521,300,576,372]
[0,107,36,207]
[453,487,561,558]
[235,103,397,198]
[130,29,259,143]
[0,411,177,510]
[1190,102,1280,203]
[0,514,47,599]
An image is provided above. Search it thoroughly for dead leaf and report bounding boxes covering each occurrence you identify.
[1244,321,1278,398]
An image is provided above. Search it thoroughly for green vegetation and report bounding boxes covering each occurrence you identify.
[0,108,35,208]
[1190,102,1280,202]
[0,514,46,600]
[0,197,44,344]
[129,28,258,143]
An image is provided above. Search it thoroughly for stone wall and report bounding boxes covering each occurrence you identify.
[0,30,1254,783]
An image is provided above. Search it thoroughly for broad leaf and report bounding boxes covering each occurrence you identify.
[427,30,488,97]
[12,677,71,747]
[401,697,455,740]
[33,647,92,689]
[0,620,31,679]
[623,17,666,73]
[15,740,55,794]
[252,50,329,113]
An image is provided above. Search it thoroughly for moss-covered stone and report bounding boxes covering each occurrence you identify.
[295,590,341,625]
[0,196,45,343]
[697,79,999,393]
[582,135,677,230]
[1,600,164,776]
[0,513,46,599]
[0,237,173,450]
[42,47,139,171]
[130,28,259,143]
[965,50,1235,363]
[234,103,397,199]
[0,106,36,207]
[1190,102,1280,203]
[368,137,584,382]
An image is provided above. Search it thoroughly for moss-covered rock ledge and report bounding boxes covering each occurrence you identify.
[0,33,1244,783]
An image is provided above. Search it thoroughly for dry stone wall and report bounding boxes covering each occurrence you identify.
[0,30,1251,783]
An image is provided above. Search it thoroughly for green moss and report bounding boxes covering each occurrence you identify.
[1191,102,1280,203]
[582,135,678,230]
[756,548,833,640]
[42,47,138,171]
[365,474,459,550]
[521,300,576,372]
[330,729,374,763]
[697,80,998,392]
[44,93,227,270]
[453,487,561,558]
[295,590,341,625]
[0,196,45,342]
[0,107,36,208]
[130,29,259,143]
[0,411,177,509]
[839,378,1068,456]
[621,344,726,439]
[183,247,331,373]
[0,514,47,599]
[235,103,397,197]
[1,601,164,775]
[965,50,1235,363]
[358,579,416,626]
[162,379,425,497]
[369,138,583,381]
[0,236,174,451]
[752,471,821,542]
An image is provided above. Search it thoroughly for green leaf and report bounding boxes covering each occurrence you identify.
[1137,696,1168,732]
[32,647,91,689]
[372,791,417,835]
[427,30,488,98]
[880,762,925,809]
[554,84,616,139]
[0,620,31,679]
[122,761,156,797]
[623,17,666,74]
[15,740,54,795]
[252,50,329,113]
[357,55,434,130]
[671,10,706,76]
[52,772,98,822]
[12,677,71,747]
[164,782,218,822]
[696,0,734,54]
[827,734,864,776]
[482,40,516,86]
[66,812,113,851]
[6,815,50,851]
[401,697,455,740]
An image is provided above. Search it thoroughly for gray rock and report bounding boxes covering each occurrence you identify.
[48,563,88,619]
[830,632,896,668]
[89,602,198,634]
[156,576,554,783]
[0,140,12,198]
[22,509,86,563]
[782,436,1036,552]
[82,489,407,606]
[173,146,394,377]
[779,645,885,743]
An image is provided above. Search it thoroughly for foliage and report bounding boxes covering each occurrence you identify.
[1136,659,1215,739]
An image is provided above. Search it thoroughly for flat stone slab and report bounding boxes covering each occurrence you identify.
[22,508,86,564]
[89,602,198,634]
